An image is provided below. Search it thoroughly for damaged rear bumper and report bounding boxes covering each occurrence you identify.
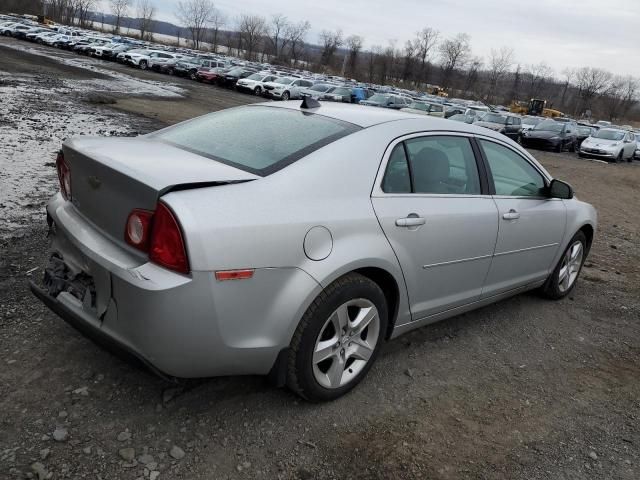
[29,280,175,381]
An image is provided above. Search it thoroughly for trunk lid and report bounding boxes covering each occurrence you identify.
[64,136,258,241]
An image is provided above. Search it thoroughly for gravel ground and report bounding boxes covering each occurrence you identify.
[1,37,639,480]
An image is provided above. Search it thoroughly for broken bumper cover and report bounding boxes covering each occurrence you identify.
[32,194,321,379]
[29,279,174,380]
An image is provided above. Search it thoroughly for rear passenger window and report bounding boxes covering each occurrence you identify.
[382,145,411,193]
[405,136,481,195]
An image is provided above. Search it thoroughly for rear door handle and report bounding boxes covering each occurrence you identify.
[396,216,426,227]
[502,209,520,220]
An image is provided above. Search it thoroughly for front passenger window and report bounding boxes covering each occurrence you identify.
[479,140,546,197]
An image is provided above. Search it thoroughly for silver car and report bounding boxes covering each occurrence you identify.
[579,128,637,162]
[32,102,597,401]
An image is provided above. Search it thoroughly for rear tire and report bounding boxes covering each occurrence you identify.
[287,273,388,402]
[540,231,587,300]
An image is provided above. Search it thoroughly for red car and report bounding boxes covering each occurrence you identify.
[195,67,230,83]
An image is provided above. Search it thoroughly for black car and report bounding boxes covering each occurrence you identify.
[473,113,523,141]
[576,126,596,149]
[359,93,411,109]
[322,86,355,103]
[216,67,257,88]
[521,120,578,152]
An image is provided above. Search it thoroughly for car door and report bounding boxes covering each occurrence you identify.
[478,139,566,297]
[624,132,636,158]
[372,134,499,320]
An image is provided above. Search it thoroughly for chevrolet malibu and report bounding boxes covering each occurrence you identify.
[32,102,597,402]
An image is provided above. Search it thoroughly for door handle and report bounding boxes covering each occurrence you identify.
[502,209,520,220]
[395,216,426,227]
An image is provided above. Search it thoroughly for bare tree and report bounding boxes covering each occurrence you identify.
[559,68,575,111]
[345,35,363,77]
[574,67,613,115]
[508,64,522,103]
[525,62,553,99]
[209,8,226,53]
[175,0,216,50]
[319,29,343,68]
[415,27,439,87]
[285,20,310,66]
[438,33,471,89]
[401,39,418,84]
[110,0,131,34]
[267,14,289,59]
[464,56,483,95]
[486,47,513,102]
[238,14,266,60]
[136,0,155,41]
[601,76,638,121]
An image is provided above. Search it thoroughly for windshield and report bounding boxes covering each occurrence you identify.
[407,102,428,111]
[310,84,332,92]
[227,68,244,75]
[154,106,361,176]
[483,113,508,124]
[275,77,294,84]
[368,94,390,103]
[578,127,592,136]
[522,116,542,126]
[246,73,263,80]
[594,129,625,141]
[332,88,351,96]
[534,121,564,133]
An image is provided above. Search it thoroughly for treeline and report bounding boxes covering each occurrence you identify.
[3,0,638,122]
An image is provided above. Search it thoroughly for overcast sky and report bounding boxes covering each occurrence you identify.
[104,0,639,77]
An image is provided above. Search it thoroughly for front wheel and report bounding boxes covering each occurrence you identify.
[287,273,388,402]
[616,150,623,163]
[253,86,262,96]
[139,60,148,70]
[569,141,576,152]
[281,91,290,101]
[540,231,587,300]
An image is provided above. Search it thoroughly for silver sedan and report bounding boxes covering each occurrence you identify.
[32,101,597,401]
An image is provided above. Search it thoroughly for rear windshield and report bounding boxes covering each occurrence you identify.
[153,106,361,176]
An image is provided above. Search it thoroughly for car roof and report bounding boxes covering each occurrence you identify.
[260,101,506,133]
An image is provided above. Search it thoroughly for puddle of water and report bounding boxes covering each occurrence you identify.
[0,73,159,239]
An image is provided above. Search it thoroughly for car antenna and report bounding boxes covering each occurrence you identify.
[300,96,321,109]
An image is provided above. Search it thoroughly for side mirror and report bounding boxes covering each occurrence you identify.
[549,179,573,200]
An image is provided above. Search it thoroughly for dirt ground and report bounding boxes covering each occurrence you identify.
[1,37,639,480]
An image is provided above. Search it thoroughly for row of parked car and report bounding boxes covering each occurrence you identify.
[2,15,638,163]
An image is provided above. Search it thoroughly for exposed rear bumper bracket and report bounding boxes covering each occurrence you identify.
[29,280,179,384]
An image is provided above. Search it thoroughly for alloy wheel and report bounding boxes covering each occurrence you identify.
[558,241,583,293]
[312,299,380,389]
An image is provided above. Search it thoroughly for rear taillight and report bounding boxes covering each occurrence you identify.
[125,203,189,274]
[125,209,154,251]
[56,150,71,200]
[150,203,189,274]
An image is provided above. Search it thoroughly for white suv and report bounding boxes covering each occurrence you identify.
[236,73,278,95]
[147,52,183,71]
[261,77,314,101]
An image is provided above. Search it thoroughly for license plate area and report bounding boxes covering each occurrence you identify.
[45,221,112,321]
